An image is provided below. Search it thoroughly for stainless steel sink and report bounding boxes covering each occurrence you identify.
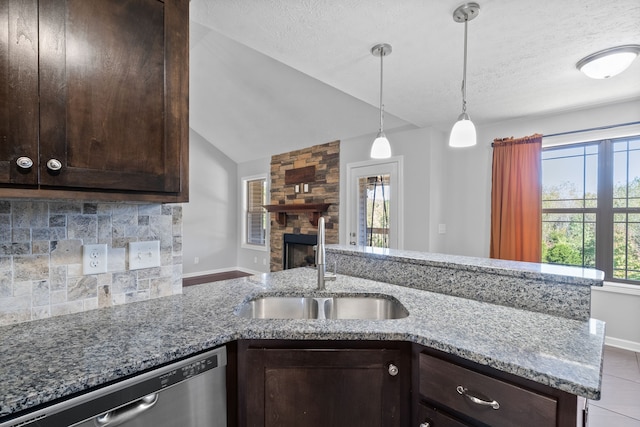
[237,295,408,320]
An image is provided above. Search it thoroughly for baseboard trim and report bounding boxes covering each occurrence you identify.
[605,336,640,352]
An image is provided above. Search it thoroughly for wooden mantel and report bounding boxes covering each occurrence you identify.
[264,203,331,227]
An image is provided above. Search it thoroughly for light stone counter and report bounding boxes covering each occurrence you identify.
[327,245,604,321]
[0,267,605,422]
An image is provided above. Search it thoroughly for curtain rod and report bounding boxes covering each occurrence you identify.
[543,121,640,138]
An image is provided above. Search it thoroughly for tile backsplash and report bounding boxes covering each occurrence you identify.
[0,200,183,326]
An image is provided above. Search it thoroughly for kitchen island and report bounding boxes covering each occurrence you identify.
[0,249,605,425]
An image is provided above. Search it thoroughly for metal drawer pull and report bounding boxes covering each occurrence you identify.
[16,157,34,169]
[456,385,500,410]
[94,393,159,426]
[419,423,431,427]
[47,158,62,171]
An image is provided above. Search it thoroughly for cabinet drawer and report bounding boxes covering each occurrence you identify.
[419,353,557,427]
[418,403,470,427]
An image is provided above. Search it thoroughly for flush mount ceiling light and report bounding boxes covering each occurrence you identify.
[576,45,640,79]
[370,43,392,159]
[449,2,480,148]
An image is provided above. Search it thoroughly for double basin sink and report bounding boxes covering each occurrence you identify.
[237,294,409,320]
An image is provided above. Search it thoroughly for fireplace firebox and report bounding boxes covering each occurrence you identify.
[283,233,317,270]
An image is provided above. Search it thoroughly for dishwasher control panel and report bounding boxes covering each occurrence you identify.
[159,354,219,389]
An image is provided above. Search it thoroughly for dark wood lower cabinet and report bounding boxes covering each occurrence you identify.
[237,340,410,427]
[233,341,580,427]
[413,345,579,427]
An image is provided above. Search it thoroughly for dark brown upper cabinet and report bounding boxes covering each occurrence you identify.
[0,0,189,202]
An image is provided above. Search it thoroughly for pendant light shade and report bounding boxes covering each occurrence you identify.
[370,43,392,159]
[449,113,477,148]
[449,3,480,148]
[576,45,640,79]
[371,131,391,158]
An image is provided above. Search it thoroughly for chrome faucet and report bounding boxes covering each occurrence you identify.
[316,217,336,290]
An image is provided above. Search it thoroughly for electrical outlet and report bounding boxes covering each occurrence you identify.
[129,241,161,270]
[83,244,108,275]
[194,257,199,265]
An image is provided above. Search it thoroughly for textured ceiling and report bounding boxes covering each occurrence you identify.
[189,0,640,163]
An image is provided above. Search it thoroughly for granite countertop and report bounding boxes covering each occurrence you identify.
[0,268,605,420]
[327,244,605,286]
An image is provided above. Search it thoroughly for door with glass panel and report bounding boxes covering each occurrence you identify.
[347,161,400,249]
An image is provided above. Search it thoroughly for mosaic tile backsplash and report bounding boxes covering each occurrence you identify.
[0,200,183,326]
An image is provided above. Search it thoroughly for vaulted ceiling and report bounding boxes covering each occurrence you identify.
[189,0,640,163]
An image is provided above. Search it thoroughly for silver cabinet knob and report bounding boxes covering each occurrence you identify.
[16,157,34,169]
[388,363,398,376]
[419,423,431,427]
[46,158,62,171]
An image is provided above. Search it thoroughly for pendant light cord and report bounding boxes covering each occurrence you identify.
[461,17,468,114]
[379,49,385,132]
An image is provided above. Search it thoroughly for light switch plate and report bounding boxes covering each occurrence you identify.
[129,240,161,270]
[83,244,108,275]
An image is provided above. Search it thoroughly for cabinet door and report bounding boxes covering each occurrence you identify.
[0,0,39,186]
[245,348,405,427]
[38,0,187,194]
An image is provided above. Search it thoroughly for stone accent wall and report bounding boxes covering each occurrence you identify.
[0,200,183,326]
[270,141,339,271]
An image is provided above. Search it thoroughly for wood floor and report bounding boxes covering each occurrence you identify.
[589,345,640,426]
[182,270,252,287]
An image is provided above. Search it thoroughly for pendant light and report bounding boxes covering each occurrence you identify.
[370,43,392,159]
[576,45,640,79]
[449,3,480,148]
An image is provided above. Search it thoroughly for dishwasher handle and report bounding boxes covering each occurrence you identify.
[94,393,159,427]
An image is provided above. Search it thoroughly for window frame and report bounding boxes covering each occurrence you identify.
[241,174,268,251]
[541,135,640,284]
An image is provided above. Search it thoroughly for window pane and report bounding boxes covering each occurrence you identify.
[247,212,266,245]
[542,213,595,267]
[359,175,391,248]
[246,178,267,246]
[542,145,597,209]
[613,214,640,280]
[613,139,640,209]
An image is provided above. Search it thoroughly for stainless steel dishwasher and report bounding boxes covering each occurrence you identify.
[1,346,227,427]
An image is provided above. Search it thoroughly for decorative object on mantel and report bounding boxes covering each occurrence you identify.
[449,2,480,148]
[264,203,331,227]
[286,165,315,194]
[285,165,316,184]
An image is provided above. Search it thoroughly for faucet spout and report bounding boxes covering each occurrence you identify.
[316,217,335,290]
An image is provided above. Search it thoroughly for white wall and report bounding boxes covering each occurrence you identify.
[237,157,271,273]
[182,129,239,275]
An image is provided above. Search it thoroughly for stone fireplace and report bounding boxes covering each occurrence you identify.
[269,141,339,272]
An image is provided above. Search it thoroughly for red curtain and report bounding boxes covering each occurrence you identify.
[490,134,542,262]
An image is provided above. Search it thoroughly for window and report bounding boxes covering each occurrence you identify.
[542,135,640,283]
[358,175,391,248]
[243,176,267,247]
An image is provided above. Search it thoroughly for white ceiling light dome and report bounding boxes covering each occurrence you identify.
[577,45,640,79]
